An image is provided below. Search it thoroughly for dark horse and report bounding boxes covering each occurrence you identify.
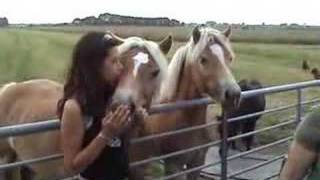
[302,59,310,71]
[311,68,320,79]
[218,79,266,152]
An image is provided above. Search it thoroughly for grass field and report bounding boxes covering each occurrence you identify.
[30,25,320,44]
[2,28,320,84]
[1,27,320,149]
[0,29,80,83]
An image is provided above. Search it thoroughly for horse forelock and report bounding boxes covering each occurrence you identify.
[189,27,234,64]
[144,40,168,80]
[118,37,168,80]
[186,27,212,62]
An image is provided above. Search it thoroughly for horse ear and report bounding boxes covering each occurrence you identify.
[192,26,201,44]
[223,25,232,38]
[104,31,125,45]
[159,35,173,55]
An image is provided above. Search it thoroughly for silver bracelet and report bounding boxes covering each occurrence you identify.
[97,132,110,141]
[98,132,121,147]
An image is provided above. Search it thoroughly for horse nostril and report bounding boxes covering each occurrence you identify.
[129,102,136,113]
[224,88,241,108]
[225,90,231,101]
[234,91,241,107]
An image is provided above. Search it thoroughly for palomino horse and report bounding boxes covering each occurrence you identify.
[131,26,241,180]
[0,32,172,179]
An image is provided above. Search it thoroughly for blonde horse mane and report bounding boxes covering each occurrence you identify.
[0,82,16,96]
[159,45,188,101]
[160,27,229,101]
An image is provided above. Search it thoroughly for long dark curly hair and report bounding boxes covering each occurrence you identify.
[57,32,120,118]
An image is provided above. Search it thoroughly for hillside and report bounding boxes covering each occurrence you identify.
[72,12,183,26]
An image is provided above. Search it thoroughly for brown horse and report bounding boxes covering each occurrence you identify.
[131,26,241,180]
[302,59,310,71]
[311,67,320,79]
[0,32,172,179]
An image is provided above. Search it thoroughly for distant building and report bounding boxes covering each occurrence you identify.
[72,12,183,26]
[72,18,81,25]
[206,21,217,27]
[0,17,9,27]
[280,23,288,27]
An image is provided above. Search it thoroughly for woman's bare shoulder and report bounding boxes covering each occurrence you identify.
[62,99,83,124]
[64,99,81,113]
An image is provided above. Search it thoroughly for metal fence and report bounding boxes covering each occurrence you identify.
[1,80,320,179]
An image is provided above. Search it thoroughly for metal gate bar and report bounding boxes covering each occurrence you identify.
[0,80,318,180]
[155,137,292,180]
[227,154,286,178]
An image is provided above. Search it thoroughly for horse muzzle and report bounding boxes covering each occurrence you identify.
[222,85,241,110]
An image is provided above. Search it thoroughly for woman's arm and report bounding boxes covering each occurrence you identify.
[61,99,131,175]
[280,110,320,180]
[61,99,108,175]
[279,141,317,180]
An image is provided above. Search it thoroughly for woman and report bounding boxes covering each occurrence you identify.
[57,32,132,180]
[280,108,320,180]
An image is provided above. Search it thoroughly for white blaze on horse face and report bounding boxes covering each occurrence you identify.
[210,43,238,96]
[133,52,149,77]
[209,44,224,64]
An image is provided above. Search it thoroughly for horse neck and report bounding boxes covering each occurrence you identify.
[175,63,199,99]
[174,61,207,125]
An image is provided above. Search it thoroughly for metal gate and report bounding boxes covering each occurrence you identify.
[0,80,320,179]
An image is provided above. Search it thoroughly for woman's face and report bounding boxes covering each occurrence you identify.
[102,47,123,86]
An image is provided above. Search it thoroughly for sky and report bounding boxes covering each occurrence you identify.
[0,0,319,25]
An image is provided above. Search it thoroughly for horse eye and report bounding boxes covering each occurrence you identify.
[151,69,160,78]
[201,57,207,64]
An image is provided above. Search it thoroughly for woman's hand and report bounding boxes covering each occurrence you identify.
[101,105,131,138]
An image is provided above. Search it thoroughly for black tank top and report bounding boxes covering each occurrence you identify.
[80,115,129,180]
